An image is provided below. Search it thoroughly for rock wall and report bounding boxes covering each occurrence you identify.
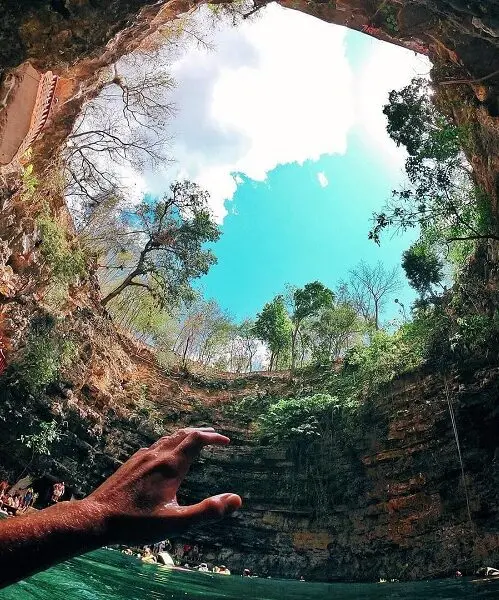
[180,362,499,581]
[1,313,498,581]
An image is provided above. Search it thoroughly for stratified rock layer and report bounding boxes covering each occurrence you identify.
[182,363,499,580]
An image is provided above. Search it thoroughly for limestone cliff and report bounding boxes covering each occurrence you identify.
[2,334,498,581]
[179,361,499,580]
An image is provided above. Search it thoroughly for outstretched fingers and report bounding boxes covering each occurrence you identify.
[176,430,231,461]
[150,427,217,452]
[164,493,242,530]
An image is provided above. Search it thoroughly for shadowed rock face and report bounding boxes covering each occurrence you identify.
[179,363,499,581]
[2,345,497,581]
[0,0,171,72]
[0,1,498,77]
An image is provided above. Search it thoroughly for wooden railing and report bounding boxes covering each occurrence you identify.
[0,69,58,175]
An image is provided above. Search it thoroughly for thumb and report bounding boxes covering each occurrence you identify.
[175,493,242,528]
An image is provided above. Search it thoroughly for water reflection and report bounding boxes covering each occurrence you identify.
[3,549,499,600]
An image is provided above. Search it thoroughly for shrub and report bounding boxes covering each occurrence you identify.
[21,162,39,200]
[258,393,343,443]
[222,394,274,425]
[19,420,61,456]
[37,215,86,284]
[13,316,77,395]
[379,3,399,33]
[342,329,424,393]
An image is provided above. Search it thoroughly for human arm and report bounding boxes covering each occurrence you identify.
[0,427,242,588]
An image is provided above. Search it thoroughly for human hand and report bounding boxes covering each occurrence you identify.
[84,427,242,544]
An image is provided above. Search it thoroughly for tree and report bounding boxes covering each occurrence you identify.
[236,319,259,372]
[65,57,175,210]
[289,281,334,371]
[207,0,270,25]
[345,261,401,330]
[308,302,364,363]
[371,77,498,246]
[402,242,444,298]
[382,77,440,157]
[100,181,220,308]
[254,296,292,371]
[195,308,233,366]
[162,298,234,368]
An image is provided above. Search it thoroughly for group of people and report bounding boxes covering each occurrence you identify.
[172,541,201,562]
[119,541,233,575]
[197,563,231,575]
[0,481,36,516]
[0,479,65,517]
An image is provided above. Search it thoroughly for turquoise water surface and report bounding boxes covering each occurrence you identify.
[2,549,499,599]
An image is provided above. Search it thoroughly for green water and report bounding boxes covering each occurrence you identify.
[2,549,499,599]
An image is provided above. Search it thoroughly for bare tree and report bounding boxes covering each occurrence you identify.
[206,0,271,25]
[64,57,176,211]
[345,261,401,330]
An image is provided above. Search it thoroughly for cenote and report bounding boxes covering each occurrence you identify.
[1,0,499,598]
[3,549,499,600]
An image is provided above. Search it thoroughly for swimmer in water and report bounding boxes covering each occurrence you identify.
[476,567,499,578]
[0,428,242,588]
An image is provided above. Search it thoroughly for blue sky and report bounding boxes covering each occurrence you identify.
[196,131,418,323]
[123,6,429,324]
[190,28,422,323]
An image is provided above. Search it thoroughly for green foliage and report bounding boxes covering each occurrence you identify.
[207,0,252,22]
[12,316,77,395]
[254,295,292,369]
[371,77,491,248]
[379,3,399,33]
[309,302,364,363]
[402,242,444,297]
[19,420,61,456]
[37,215,86,284]
[223,393,274,425]
[259,393,342,444]
[393,292,499,366]
[290,282,335,369]
[452,314,493,353]
[383,78,453,158]
[343,329,424,392]
[292,282,334,324]
[21,162,39,200]
[109,286,175,341]
[101,181,220,308]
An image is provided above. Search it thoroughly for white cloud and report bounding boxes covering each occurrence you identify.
[353,37,430,170]
[135,6,429,222]
[142,4,355,221]
[317,172,329,188]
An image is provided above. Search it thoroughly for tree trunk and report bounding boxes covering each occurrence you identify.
[290,324,299,372]
[101,269,141,306]
[182,334,192,366]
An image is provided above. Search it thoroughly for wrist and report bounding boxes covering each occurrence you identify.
[75,498,114,547]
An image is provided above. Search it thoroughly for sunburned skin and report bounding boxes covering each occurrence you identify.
[0,427,242,588]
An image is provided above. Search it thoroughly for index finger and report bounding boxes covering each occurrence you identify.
[176,430,230,461]
[150,428,216,452]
